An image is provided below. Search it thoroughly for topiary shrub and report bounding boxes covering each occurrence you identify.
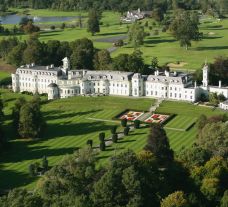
[111,125,118,134]
[121,119,127,127]
[86,139,93,148]
[99,132,105,142]
[112,133,118,143]
[134,120,141,129]
[50,25,55,30]
[100,141,106,151]
[124,126,130,136]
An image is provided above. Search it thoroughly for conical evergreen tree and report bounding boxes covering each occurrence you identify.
[144,124,174,161]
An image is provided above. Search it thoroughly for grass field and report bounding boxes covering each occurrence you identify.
[113,18,228,70]
[165,115,197,131]
[156,100,226,152]
[1,9,228,70]
[0,71,11,80]
[0,89,227,191]
[10,8,88,17]
[0,90,154,190]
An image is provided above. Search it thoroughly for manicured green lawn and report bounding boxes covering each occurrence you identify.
[156,100,226,153]
[165,115,197,131]
[0,89,227,191]
[113,18,228,70]
[0,90,154,190]
[156,101,224,117]
[166,127,197,151]
[10,8,88,17]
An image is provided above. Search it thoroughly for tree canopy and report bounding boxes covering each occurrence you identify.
[169,10,202,50]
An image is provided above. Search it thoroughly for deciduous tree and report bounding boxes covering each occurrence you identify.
[93,49,112,70]
[169,11,202,50]
[161,191,189,207]
[128,23,145,48]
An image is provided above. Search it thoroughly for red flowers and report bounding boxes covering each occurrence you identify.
[145,114,169,123]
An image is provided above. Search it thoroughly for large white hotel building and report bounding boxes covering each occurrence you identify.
[11,57,228,109]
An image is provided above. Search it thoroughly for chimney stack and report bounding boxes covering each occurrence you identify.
[165,70,170,77]
[219,80,222,88]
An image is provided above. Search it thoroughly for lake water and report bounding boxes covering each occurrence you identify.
[0,14,79,24]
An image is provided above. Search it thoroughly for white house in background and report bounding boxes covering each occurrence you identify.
[11,57,228,110]
[121,8,151,23]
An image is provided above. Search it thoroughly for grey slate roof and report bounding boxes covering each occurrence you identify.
[19,65,60,72]
[146,72,190,85]
[70,70,134,81]
[221,100,228,105]
[48,83,58,88]
[17,65,62,76]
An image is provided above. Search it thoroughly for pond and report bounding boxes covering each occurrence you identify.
[0,14,81,24]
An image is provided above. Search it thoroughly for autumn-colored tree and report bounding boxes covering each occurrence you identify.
[161,191,189,207]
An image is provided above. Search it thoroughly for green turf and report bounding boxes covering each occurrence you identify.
[0,90,154,190]
[156,100,226,154]
[0,71,11,81]
[166,127,197,151]
[1,10,227,70]
[165,115,197,131]
[0,90,227,191]
[112,18,228,70]
[9,8,88,17]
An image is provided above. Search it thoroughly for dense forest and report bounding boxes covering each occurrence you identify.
[0,0,227,15]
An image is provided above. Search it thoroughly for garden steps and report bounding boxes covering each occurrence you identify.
[150,98,164,112]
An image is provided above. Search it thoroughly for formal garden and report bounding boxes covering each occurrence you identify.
[0,88,226,191]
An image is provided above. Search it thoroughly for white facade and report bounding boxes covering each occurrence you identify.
[121,8,146,23]
[220,101,228,110]
[11,58,228,106]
